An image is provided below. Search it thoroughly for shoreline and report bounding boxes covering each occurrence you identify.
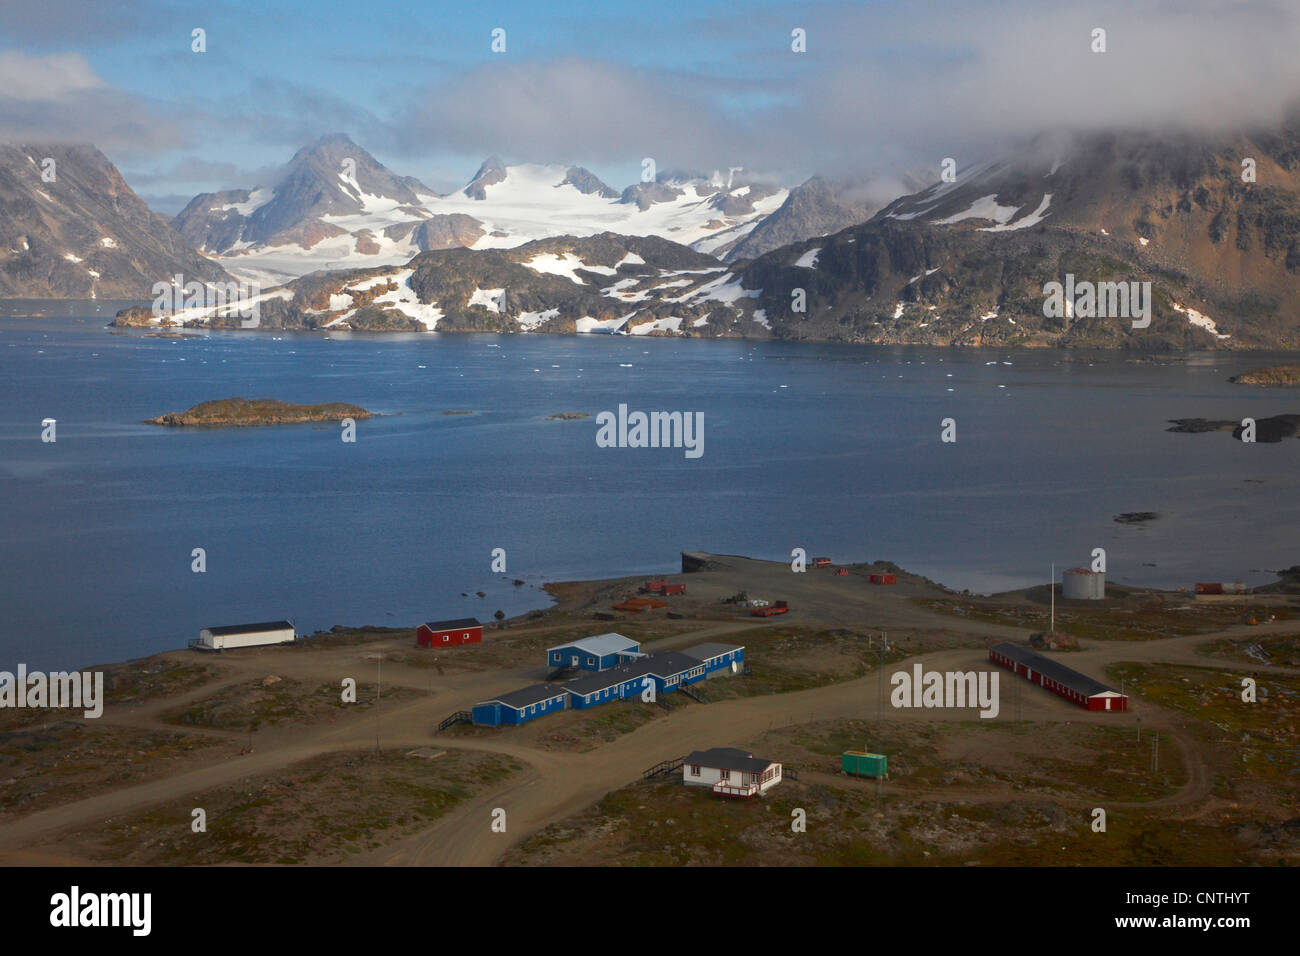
[48,552,1300,677]
[9,309,1300,354]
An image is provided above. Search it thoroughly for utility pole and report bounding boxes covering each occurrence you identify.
[1152,732,1159,774]
[877,632,885,744]
[1050,563,1055,634]
[878,632,886,803]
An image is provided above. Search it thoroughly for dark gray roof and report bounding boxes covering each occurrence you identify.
[422,618,481,630]
[682,642,744,662]
[639,651,706,678]
[990,642,1121,698]
[204,620,293,636]
[563,670,629,696]
[480,683,567,710]
[561,651,703,696]
[684,747,776,773]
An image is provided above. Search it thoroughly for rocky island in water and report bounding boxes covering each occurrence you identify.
[1229,365,1300,387]
[146,397,372,427]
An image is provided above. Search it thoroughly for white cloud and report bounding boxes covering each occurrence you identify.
[0,51,182,153]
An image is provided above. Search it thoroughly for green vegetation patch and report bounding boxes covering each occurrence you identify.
[0,722,219,816]
[914,595,1286,641]
[512,775,1265,867]
[162,678,414,730]
[1107,661,1300,791]
[86,748,521,865]
[703,626,910,700]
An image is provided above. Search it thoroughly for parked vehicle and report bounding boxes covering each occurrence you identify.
[752,600,789,617]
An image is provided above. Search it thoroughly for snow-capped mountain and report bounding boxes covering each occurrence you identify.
[124,118,1300,350]
[725,121,1300,349]
[111,232,769,336]
[0,144,233,298]
[172,134,789,284]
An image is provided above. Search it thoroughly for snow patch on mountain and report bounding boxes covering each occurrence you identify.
[795,247,821,268]
[981,193,1052,232]
[468,287,505,312]
[934,194,1021,226]
[1172,302,1229,339]
[524,252,616,283]
[517,308,560,330]
[629,316,683,334]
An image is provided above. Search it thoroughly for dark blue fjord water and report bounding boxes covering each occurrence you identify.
[3,302,1299,671]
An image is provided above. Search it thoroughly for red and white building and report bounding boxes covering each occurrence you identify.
[682,747,782,798]
[989,642,1128,711]
[417,617,482,648]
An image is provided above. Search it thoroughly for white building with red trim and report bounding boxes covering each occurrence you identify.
[682,747,782,798]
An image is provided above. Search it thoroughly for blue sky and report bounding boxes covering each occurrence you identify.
[2,0,1298,213]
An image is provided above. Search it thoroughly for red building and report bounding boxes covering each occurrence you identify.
[417,618,482,647]
[988,642,1128,711]
[869,573,897,585]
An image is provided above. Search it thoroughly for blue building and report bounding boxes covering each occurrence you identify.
[563,670,632,710]
[546,633,641,672]
[645,651,709,692]
[562,651,706,710]
[472,683,568,726]
[469,646,744,728]
[681,642,745,676]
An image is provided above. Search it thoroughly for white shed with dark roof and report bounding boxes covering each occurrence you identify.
[683,747,782,798]
[193,620,295,651]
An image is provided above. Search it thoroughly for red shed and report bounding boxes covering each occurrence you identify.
[988,642,1127,711]
[417,618,482,647]
[869,573,897,585]
[661,583,686,595]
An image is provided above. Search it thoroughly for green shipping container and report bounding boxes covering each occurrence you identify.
[842,751,887,778]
